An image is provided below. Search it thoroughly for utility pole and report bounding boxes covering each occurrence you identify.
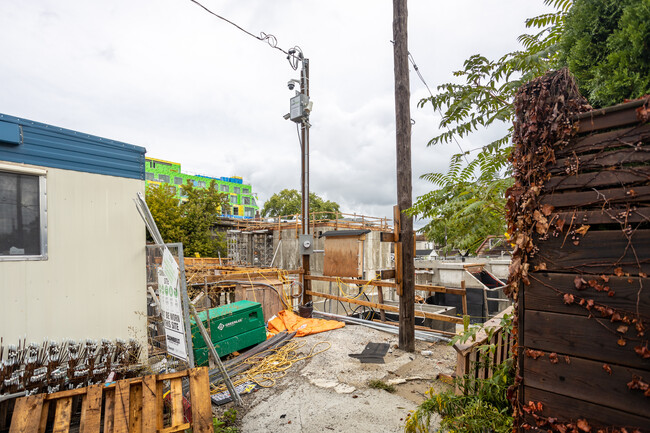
[284,50,313,305]
[300,57,312,305]
[392,0,415,351]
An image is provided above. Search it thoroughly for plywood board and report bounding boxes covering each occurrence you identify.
[323,237,363,278]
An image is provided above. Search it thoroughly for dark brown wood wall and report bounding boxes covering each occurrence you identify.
[521,99,650,431]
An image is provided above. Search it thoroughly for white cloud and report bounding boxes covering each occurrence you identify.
[0,0,553,225]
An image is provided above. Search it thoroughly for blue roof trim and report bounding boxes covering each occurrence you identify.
[0,114,146,180]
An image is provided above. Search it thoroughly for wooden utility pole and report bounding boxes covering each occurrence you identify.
[392,0,415,352]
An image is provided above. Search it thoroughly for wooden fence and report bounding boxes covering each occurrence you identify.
[520,97,650,429]
[4,368,212,433]
[453,306,514,394]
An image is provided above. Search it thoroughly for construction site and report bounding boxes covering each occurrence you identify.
[2,1,650,432]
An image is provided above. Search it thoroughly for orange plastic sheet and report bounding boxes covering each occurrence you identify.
[267,310,345,337]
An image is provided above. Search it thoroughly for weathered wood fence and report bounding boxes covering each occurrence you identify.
[453,306,514,393]
[520,97,650,429]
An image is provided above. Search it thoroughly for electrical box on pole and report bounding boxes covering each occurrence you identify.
[290,93,311,122]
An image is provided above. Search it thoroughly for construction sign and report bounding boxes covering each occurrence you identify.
[158,248,188,361]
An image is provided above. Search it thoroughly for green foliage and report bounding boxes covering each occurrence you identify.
[146,180,229,257]
[411,0,572,251]
[213,408,239,433]
[368,379,396,393]
[405,316,514,433]
[559,0,650,108]
[408,152,513,253]
[413,0,650,251]
[261,189,341,219]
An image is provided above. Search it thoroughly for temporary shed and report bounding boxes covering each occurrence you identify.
[0,113,147,348]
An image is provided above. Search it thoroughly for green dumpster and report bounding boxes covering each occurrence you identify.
[190,300,266,366]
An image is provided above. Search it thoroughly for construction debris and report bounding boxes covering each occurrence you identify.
[0,338,142,395]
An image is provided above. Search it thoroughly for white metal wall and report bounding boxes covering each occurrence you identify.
[0,164,146,348]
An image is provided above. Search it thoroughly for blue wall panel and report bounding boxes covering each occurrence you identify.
[0,114,146,180]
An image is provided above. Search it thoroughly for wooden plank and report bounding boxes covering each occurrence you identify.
[156,371,189,381]
[129,383,143,433]
[141,375,158,433]
[113,380,130,433]
[304,274,465,295]
[539,184,650,209]
[323,237,363,278]
[305,289,463,324]
[551,147,650,175]
[526,272,650,317]
[460,280,468,316]
[9,394,45,433]
[378,269,396,280]
[560,123,650,156]
[523,310,649,369]
[376,285,386,321]
[544,166,650,191]
[169,378,184,427]
[155,380,164,431]
[189,368,213,433]
[380,232,396,242]
[79,384,102,433]
[45,387,90,400]
[522,386,650,430]
[159,423,191,433]
[523,350,650,418]
[576,104,644,134]
[52,397,72,433]
[532,229,650,275]
[553,206,650,225]
[202,269,301,284]
[38,401,49,433]
[103,389,115,433]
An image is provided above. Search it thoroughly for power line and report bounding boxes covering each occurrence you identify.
[188,0,302,69]
[405,49,470,165]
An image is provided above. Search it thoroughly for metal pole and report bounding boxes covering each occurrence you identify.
[189,303,243,406]
[171,243,195,368]
[301,57,312,304]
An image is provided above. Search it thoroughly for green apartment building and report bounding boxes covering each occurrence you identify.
[145,157,259,219]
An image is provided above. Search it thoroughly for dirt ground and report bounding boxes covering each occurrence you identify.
[216,323,457,432]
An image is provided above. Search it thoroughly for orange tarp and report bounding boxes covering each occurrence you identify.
[267,310,345,337]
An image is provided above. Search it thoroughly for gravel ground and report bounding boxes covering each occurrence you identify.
[216,323,456,432]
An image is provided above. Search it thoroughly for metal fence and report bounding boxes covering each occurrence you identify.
[145,243,195,369]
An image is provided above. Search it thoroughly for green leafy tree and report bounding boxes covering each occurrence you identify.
[412,0,650,252]
[410,0,572,252]
[559,0,650,107]
[146,180,230,257]
[261,189,341,220]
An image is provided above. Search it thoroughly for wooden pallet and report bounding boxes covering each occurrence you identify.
[8,368,212,433]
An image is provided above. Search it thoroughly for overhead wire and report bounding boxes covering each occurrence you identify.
[404,48,471,165]
[187,0,303,70]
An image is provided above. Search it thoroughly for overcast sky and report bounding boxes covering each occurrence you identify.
[0,0,552,224]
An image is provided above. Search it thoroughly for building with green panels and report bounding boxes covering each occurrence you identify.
[145,157,259,219]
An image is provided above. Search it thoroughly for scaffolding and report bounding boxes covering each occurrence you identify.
[227,230,274,267]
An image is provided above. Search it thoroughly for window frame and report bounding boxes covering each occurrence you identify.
[0,163,48,261]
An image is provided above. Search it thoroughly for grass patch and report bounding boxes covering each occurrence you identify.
[213,408,239,433]
[368,379,396,393]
